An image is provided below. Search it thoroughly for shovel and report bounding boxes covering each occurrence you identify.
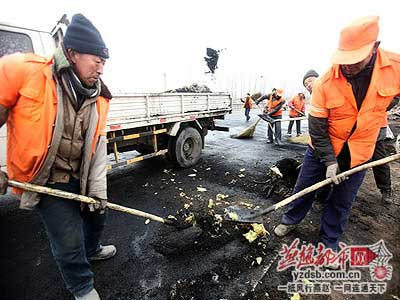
[8,180,177,226]
[225,153,400,223]
[290,106,306,117]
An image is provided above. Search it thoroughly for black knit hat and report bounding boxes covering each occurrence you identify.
[63,14,109,59]
[302,69,319,86]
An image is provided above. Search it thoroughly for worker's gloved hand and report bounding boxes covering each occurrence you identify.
[326,163,343,185]
[88,197,108,214]
[0,171,8,195]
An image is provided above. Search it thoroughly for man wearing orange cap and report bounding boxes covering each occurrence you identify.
[302,69,398,204]
[287,92,306,137]
[256,88,285,145]
[274,16,400,252]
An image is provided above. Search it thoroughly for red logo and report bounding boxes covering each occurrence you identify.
[349,247,377,266]
[373,266,388,280]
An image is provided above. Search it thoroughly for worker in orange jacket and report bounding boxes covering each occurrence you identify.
[256,88,285,145]
[274,16,400,252]
[303,69,398,204]
[241,93,253,121]
[287,92,306,137]
[0,14,114,300]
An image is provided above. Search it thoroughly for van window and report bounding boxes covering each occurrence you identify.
[0,30,34,57]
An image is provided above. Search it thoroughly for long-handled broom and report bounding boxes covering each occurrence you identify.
[230,118,262,139]
[230,102,266,139]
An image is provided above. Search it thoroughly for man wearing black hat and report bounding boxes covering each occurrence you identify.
[0,14,114,300]
[303,69,319,94]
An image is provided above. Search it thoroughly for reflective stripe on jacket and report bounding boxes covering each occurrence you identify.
[267,95,284,116]
[309,48,400,168]
[288,96,305,117]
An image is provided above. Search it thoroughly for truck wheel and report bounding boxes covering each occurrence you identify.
[169,127,202,167]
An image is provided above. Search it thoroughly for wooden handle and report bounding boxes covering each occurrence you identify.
[8,180,171,224]
[273,116,308,123]
[264,153,400,214]
[292,107,306,117]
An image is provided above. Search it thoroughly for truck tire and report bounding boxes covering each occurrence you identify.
[169,127,203,167]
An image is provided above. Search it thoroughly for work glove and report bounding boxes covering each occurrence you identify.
[88,197,108,214]
[0,171,8,195]
[326,163,344,185]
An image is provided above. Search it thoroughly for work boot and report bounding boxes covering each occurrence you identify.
[89,245,117,261]
[381,190,393,204]
[274,224,297,237]
[75,288,100,300]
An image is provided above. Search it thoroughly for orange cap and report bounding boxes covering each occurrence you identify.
[276,89,283,97]
[331,16,379,65]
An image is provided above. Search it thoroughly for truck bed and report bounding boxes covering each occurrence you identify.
[106,93,232,131]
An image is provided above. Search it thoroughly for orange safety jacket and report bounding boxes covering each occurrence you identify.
[0,53,109,184]
[288,96,305,117]
[267,95,284,116]
[309,48,400,168]
[243,96,253,109]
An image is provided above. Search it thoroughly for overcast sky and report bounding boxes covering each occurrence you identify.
[3,0,399,98]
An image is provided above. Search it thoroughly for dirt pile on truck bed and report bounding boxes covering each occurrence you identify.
[166,83,212,93]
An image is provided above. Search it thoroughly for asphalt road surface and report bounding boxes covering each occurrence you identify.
[1,110,399,300]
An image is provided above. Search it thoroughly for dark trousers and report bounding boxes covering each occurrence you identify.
[281,146,366,250]
[244,107,251,121]
[372,140,391,193]
[288,119,301,135]
[267,115,282,142]
[37,179,106,297]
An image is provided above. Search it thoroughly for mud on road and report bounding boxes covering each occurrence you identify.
[0,111,399,300]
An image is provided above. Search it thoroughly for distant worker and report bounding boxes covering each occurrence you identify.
[287,92,306,137]
[256,88,285,145]
[0,14,114,300]
[241,93,253,121]
[303,69,319,94]
[274,16,400,252]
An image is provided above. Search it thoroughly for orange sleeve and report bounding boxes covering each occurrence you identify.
[0,53,27,109]
[309,79,328,118]
[100,101,110,136]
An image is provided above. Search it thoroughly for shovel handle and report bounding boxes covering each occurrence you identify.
[258,153,400,216]
[8,180,172,225]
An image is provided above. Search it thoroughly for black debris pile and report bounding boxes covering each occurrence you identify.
[262,158,302,198]
[204,48,221,74]
[166,83,212,93]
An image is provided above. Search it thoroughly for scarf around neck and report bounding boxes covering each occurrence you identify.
[53,45,100,110]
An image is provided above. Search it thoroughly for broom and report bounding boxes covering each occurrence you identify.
[230,100,265,139]
[230,118,262,139]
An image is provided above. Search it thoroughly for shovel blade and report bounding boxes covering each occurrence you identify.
[224,205,264,223]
